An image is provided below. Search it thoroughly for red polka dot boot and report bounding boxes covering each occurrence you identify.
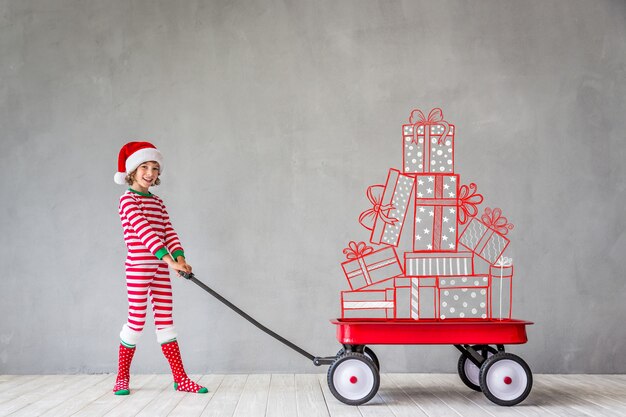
[113,343,136,395]
[161,340,208,393]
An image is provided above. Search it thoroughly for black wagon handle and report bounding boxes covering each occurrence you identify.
[177,271,334,366]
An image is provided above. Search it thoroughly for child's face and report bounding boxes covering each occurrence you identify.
[132,161,160,190]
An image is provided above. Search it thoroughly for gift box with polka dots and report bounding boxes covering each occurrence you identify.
[403,123,455,174]
[437,275,490,320]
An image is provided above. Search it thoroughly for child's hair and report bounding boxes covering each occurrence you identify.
[125,169,161,187]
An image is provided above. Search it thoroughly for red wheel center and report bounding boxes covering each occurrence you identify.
[503,376,513,385]
[349,376,358,384]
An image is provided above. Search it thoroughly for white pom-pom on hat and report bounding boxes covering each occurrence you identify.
[114,141,163,184]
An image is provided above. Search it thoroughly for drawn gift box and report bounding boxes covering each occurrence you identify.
[411,277,439,319]
[390,277,438,320]
[438,275,490,320]
[405,251,474,276]
[359,169,415,247]
[341,289,395,319]
[413,174,459,251]
[459,207,514,264]
[359,277,411,319]
[341,241,403,291]
[490,257,514,320]
[402,108,455,174]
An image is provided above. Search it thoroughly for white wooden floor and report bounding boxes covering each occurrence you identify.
[0,373,624,417]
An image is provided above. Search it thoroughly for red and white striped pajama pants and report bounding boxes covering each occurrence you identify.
[125,262,174,332]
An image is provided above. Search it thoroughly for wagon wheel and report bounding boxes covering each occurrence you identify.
[457,345,497,392]
[336,346,380,370]
[479,352,533,406]
[327,352,380,405]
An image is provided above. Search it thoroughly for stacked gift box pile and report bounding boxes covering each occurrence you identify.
[340,108,515,321]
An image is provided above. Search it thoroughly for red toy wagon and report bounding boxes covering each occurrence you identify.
[180,272,533,407]
[325,318,533,406]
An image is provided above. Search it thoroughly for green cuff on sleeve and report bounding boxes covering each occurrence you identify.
[155,247,169,260]
[171,250,185,260]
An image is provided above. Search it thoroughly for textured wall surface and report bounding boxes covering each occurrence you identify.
[1,0,625,374]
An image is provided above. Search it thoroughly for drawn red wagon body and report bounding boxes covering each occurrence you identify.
[327,318,533,406]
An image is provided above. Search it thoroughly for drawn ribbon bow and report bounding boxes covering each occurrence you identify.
[358,185,398,231]
[342,241,374,260]
[409,107,450,146]
[495,256,513,267]
[481,207,514,235]
[458,183,484,224]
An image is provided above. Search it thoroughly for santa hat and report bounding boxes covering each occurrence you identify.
[114,141,164,185]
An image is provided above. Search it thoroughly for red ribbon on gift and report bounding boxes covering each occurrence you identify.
[409,108,451,146]
[358,185,398,231]
[343,241,374,260]
[343,241,376,286]
[458,183,484,224]
[481,207,514,235]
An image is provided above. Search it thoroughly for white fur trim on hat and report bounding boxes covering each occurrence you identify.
[125,148,163,175]
[120,324,142,346]
[156,326,178,344]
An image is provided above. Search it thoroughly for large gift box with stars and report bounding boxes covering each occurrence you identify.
[413,174,459,252]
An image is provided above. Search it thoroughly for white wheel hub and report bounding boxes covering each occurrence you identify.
[464,350,494,386]
[485,359,528,401]
[333,358,375,401]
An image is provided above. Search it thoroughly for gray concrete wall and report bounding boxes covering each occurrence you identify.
[1,0,625,374]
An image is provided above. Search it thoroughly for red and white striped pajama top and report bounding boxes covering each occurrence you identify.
[118,189,184,333]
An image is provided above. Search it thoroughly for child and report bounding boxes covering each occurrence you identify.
[112,141,207,395]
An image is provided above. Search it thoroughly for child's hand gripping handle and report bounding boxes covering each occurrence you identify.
[178,271,194,280]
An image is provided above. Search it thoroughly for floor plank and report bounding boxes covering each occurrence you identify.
[266,374,298,417]
[232,374,271,417]
[387,373,463,417]
[198,374,247,417]
[8,374,109,417]
[533,377,608,417]
[548,374,626,407]
[295,374,330,417]
[376,374,430,417]
[0,375,95,416]
[0,375,54,404]
[0,375,40,394]
[534,376,625,417]
[38,375,117,417]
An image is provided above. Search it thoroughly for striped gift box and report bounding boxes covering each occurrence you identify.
[341,289,395,319]
[405,251,474,276]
